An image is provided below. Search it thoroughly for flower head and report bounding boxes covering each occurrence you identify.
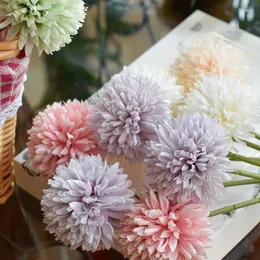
[41,155,135,252]
[90,70,171,162]
[0,0,86,55]
[145,113,231,205]
[116,190,212,260]
[27,100,98,178]
[170,34,249,92]
[124,65,184,112]
[179,76,260,142]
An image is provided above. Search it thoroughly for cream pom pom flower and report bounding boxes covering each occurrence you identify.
[0,0,86,55]
[178,76,260,142]
[124,65,184,112]
[170,34,249,92]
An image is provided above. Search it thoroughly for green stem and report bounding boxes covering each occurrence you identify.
[209,197,260,217]
[231,156,260,161]
[228,152,260,167]
[252,132,260,140]
[224,179,260,187]
[242,139,260,151]
[245,157,260,161]
[229,170,260,180]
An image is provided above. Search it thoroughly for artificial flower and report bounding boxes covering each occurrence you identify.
[179,75,260,142]
[145,113,231,205]
[124,65,184,112]
[116,190,212,260]
[41,155,135,251]
[170,34,249,92]
[27,100,98,178]
[0,0,86,55]
[90,70,171,162]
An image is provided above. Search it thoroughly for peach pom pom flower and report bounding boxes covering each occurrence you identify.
[116,190,212,260]
[170,34,249,92]
[27,100,99,178]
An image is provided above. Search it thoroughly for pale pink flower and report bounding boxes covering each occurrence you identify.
[170,34,249,92]
[116,190,212,260]
[27,99,99,178]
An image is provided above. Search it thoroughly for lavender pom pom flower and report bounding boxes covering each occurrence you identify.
[145,113,231,205]
[41,155,135,252]
[91,70,171,162]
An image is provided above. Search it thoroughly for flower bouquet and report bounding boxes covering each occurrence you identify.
[0,0,87,203]
[23,32,260,259]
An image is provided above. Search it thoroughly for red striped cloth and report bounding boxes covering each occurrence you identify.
[0,26,30,127]
[0,51,29,111]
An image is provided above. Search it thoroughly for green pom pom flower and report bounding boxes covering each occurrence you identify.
[0,0,86,55]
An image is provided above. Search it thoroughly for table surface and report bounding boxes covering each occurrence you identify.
[1,1,260,259]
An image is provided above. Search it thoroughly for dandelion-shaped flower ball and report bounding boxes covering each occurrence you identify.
[41,155,135,252]
[116,190,212,260]
[179,75,260,142]
[170,34,249,92]
[27,100,98,178]
[0,0,86,55]
[91,70,171,162]
[145,113,231,205]
[124,65,184,112]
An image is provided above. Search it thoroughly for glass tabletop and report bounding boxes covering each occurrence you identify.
[1,0,260,259]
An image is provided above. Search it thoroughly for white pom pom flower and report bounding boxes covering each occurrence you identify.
[178,75,260,142]
[0,0,86,55]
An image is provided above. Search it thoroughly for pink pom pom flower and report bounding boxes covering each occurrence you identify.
[171,34,249,92]
[27,99,99,178]
[116,190,212,260]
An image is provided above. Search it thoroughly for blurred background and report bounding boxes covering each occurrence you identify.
[2,0,260,259]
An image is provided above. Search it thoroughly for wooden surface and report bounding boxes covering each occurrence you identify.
[0,38,19,61]
[0,116,16,204]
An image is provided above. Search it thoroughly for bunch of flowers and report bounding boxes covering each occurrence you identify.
[26,33,260,260]
[0,0,87,205]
